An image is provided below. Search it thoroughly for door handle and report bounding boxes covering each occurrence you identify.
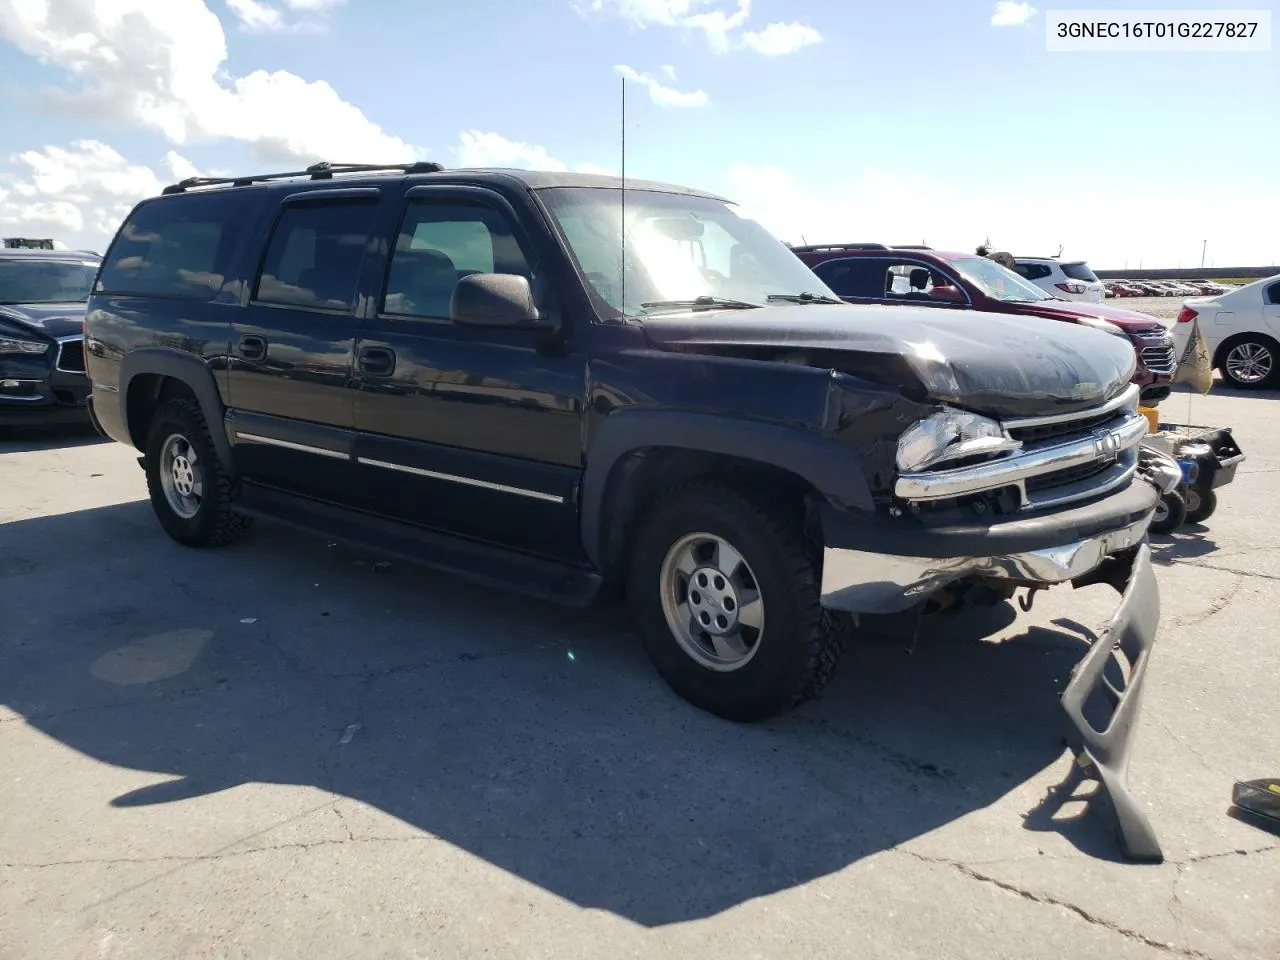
[237,335,267,361]
[358,346,396,377]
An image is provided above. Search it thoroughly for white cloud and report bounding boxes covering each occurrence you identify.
[454,131,614,176]
[615,64,709,107]
[0,140,173,248]
[578,0,821,55]
[225,0,347,32]
[741,21,821,56]
[0,0,417,164]
[725,162,1280,268]
[226,0,283,30]
[990,2,1036,27]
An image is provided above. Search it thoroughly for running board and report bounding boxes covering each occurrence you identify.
[234,483,602,608]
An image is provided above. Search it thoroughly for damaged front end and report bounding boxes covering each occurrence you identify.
[820,382,1175,862]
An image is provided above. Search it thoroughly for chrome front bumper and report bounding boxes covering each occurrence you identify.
[821,515,1151,615]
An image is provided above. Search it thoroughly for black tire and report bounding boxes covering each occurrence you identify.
[1149,490,1187,535]
[1184,487,1218,525]
[144,396,251,548]
[626,481,844,722]
[1217,335,1279,390]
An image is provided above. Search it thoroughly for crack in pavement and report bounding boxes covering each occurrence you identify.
[1167,574,1244,628]
[1175,560,1280,583]
[898,849,1217,960]
[0,833,441,872]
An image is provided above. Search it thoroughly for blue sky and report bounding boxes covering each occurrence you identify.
[0,0,1276,267]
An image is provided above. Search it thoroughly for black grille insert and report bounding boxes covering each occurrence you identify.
[56,338,85,373]
[1007,408,1125,447]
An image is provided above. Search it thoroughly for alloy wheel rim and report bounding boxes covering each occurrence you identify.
[159,432,203,520]
[1226,343,1273,384]
[658,532,765,672]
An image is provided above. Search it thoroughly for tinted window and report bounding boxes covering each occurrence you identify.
[0,258,100,304]
[97,192,250,300]
[255,201,376,312]
[1061,261,1099,282]
[1015,262,1053,280]
[383,202,531,319]
[813,258,886,298]
[1266,281,1280,305]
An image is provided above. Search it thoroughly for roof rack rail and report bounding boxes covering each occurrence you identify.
[161,160,445,195]
[789,242,889,253]
[892,244,933,250]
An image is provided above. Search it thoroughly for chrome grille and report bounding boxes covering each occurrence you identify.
[1132,329,1176,376]
[895,384,1145,512]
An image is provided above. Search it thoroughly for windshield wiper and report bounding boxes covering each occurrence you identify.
[639,296,762,312]
[765,292,843,305]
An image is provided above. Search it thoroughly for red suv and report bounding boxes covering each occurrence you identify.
[793,244,1177,404]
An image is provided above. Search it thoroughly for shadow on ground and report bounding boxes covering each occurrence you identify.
[1,501,1125,926]
[0,422,107,453]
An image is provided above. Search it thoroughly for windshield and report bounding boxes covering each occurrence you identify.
[538,187,838,316]
[0,258,99,304]
[950,256,1053,303]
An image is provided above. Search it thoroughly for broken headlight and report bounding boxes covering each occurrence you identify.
[896,409,1021,473]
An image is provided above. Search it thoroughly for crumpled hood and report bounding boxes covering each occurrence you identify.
[0,302,87,340]
[638,303,1138,418]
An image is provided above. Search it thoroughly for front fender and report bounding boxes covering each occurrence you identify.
[579,409,875,567]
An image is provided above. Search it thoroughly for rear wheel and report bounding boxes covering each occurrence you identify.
[144,397,252,547]
[1218,335,1278,390]
[627,482,843,722]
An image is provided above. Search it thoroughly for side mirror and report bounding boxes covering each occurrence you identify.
[930,285,964,303]
[450,273,556,332]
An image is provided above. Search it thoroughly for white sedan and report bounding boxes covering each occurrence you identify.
[1173,275,1280,389]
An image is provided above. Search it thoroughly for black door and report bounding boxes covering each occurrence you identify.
[225,188,385,501]
[350,186,586,561]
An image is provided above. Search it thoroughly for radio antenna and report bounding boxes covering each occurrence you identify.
[620,74,627,317]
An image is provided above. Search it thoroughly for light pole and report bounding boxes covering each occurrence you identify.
[1201,239,1207,269]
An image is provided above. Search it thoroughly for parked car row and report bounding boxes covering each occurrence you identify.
[1105,278,1234,298]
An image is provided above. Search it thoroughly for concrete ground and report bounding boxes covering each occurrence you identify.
[2,382,1278,960]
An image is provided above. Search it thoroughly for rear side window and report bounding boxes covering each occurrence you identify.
[254,200,376,312]
[1061,261,1099,282]
[1266,281,1280,305]
[1015,262,1053,280]
[97,192,251,300]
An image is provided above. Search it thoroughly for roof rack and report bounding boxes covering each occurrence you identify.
[161,161,445,195]
[892,244,933,250]
[789,243,889,253]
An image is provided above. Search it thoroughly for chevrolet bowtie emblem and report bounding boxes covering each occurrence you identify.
[1096,431,1121,461]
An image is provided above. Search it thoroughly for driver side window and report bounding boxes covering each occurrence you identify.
[882,261,960,304]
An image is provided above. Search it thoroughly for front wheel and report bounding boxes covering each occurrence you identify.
[627,482,844,722]
[144,397,252,547]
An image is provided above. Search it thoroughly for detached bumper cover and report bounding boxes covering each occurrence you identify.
[1062,543,1162,862]
[818,490,1163,863]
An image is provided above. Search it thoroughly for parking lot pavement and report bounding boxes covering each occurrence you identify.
[2,389,1277,960]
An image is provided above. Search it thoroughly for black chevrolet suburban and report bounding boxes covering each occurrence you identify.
[85,162,1180,859]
